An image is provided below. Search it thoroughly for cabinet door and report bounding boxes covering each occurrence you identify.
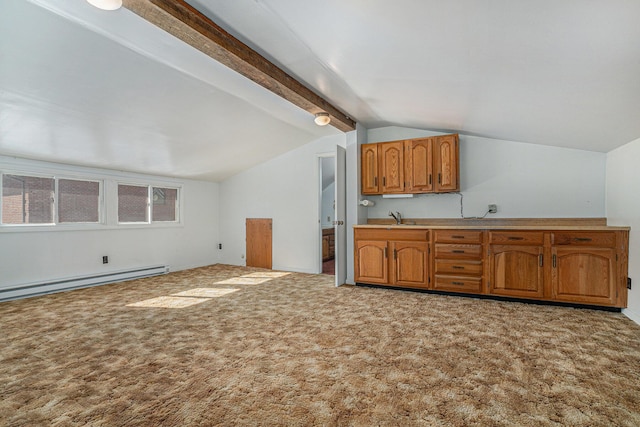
[489,245,544,298]
[405,138,433,193]
[552,247,617,306]
[322,236,330,261]
[380,141,405,193]
[355,240,388,284]
[390,241,429,288]
[434,134,459,193]
[361,144,379,194]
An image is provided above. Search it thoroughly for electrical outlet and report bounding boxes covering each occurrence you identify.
[628,277,632,290]
[102,256,109,264]
[218,243,222,250]
[488,204,498,214]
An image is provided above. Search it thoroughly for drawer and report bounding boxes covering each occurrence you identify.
[435,244,482,259]
[434,230,483,244]
[552,232,616,247]
[489,231,544,245]
[435,259,483,276]
[434,275,482,293]
[354,228,429,241]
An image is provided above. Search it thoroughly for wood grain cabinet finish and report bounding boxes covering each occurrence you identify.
[433,229,483,293]
[379,141,405,193]
[354,229,429,289]
[488,231,545,298]
[405,138,433,193]
[433,134,459,193]
[361,144,379,195]
[361,134,459,195]
[354,227,629,308]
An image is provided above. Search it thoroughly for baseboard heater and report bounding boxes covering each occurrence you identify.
[0,265,169,302]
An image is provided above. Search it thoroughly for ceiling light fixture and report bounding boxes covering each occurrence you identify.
[314,112,331,126]
[87,0,123,11]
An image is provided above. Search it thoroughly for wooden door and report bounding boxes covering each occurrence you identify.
[405,138,433,193]
[246,218,272,269]
[380,141,404,193]
[355,240,388,284]
[361,144,379,194]
[489,245,544,298]
[390,241,429,288]
[552,247,617,306]
[434,134,459,193]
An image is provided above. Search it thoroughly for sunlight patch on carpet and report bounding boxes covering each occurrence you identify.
[127,296,210,308]
[242,272,291,278]
[215,271,292,286]
[172,288,239,298]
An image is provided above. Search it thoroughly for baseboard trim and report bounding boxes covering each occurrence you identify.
[622,308,640,325]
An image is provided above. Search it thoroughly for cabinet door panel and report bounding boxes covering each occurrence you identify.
[391,241,429,288]
[553,247,616,305]
[490,245,544,297]
[355,240,388,284]
[361,144,379,194]
[405,138,433,193]
[434,135,459,192]
[380,141,405,193]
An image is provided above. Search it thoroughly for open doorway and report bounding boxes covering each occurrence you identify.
[319,156,335,275]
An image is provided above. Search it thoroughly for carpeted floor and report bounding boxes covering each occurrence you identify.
[1,264,640,426]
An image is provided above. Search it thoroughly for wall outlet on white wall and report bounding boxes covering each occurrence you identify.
[488,204,498,214]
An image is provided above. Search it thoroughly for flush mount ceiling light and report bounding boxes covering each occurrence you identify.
[87,0,122,10]
[314,112,331,126]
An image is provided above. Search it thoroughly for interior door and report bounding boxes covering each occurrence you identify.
[246,218,272,269]
[334,145,347,286]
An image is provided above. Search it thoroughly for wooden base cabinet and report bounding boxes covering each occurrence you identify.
[355,229,430,289]
[355,226,629,308]
[552,247,617,306]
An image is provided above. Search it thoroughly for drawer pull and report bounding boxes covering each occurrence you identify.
[574,237,592,242]
[451,235,465,239]
[452,250,465,254]
[452,265,465,269]
[452,281,465,285]
[508,236,524,241]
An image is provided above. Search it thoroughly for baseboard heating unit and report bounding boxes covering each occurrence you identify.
[0,265,169,302]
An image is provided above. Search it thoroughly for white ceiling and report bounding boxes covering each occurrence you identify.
[1,0,640,182]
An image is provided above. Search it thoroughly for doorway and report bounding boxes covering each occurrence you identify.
[318,146,346,286]
[319,156,336,275]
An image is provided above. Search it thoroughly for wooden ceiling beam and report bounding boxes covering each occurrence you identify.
[122,0,356,132]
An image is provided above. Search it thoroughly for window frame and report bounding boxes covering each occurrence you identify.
[0,161,183,233]
[116,182,181,225]
[1,170,105,229]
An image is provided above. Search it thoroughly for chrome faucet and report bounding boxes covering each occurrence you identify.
[389,211,402,225]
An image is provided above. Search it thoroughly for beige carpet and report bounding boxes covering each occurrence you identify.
[1,264,640,426]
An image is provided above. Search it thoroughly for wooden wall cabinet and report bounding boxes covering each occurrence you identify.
[354,229,430,289]
[354,226,629,308]
[322,228,335,261]
[361,134,459,195]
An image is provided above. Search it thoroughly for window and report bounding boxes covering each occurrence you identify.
[118,184,180,224]
[1,174,101,226]
[58,179,100,223]
[2,174,54,224]
[118,184,149,223]
[152,187,178,222]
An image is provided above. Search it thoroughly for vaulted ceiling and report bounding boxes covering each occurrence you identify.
[1,0,639,181]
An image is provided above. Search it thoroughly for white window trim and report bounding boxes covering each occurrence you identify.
[0,159,184,232]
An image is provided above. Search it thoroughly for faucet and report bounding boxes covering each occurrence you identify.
[388,211,402,225]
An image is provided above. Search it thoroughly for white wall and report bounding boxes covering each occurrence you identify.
[366,127,606,219]
[219,134,347,274]
[0,157,219,289]
[321,182,335,228]
[606,137,640,324]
